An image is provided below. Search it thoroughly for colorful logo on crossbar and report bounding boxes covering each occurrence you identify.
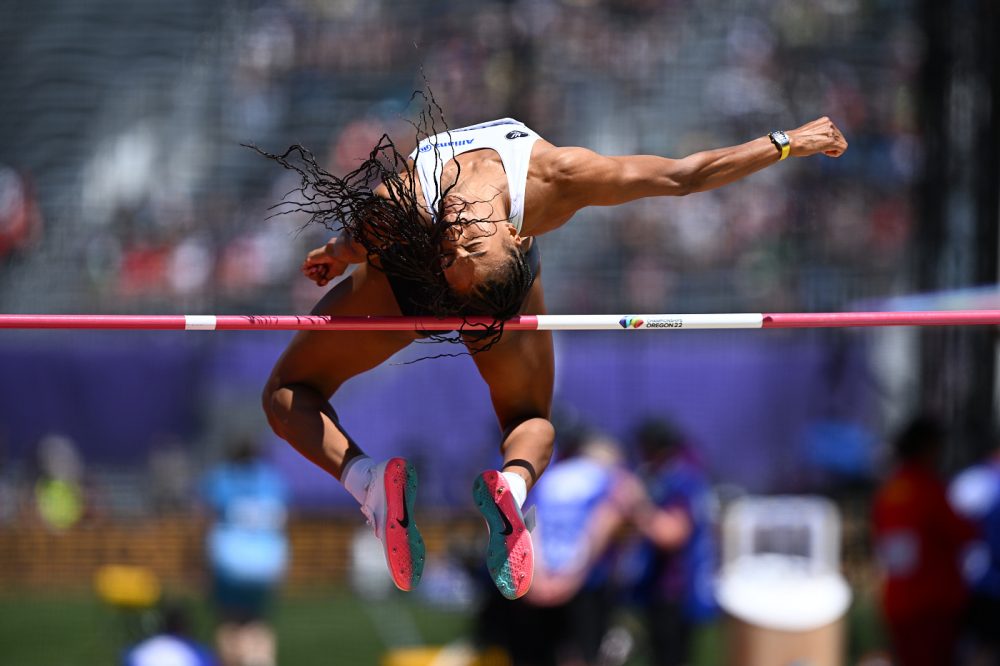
[619,317,644,329]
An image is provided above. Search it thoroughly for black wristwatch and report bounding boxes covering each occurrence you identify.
[769,130,790,161]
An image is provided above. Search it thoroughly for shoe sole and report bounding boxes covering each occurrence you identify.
[473,470,533,600]
[380,458,425,591]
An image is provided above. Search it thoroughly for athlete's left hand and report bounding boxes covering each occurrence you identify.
[787,117,848,158]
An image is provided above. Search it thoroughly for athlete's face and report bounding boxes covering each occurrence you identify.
[440,221,523,295]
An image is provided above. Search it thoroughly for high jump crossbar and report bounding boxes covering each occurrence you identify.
[0,311,998,331]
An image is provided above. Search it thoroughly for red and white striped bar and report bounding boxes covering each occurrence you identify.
[0,310,999,331]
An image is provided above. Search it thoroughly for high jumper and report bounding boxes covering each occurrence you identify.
[247,109,847,599]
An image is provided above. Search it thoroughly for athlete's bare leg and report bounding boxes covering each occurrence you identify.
[263,263,426,590]
[262,262,417,480]
[466,270,554,599]
[466,271,556,490]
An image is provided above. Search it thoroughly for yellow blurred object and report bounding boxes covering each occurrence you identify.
[381,645,510,666]
[93,564,162,608]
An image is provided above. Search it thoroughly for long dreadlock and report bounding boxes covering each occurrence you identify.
[247,94,536,355]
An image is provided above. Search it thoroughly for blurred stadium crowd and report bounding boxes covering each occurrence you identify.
[0,0,921,316]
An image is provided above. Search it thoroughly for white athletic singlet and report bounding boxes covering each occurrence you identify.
[408,118,541,233]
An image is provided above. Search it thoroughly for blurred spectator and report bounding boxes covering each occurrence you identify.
[872,416,978,666]
[123,601,217,666]
[619,418,718,666]
[0,164,42,259]
[202,437,288,666]
[0,431,16,525]
[949,437,1000,666]
[33,434,87,531]
[0,469,14,525]
[491,429,632,666]
[148,439,197,515]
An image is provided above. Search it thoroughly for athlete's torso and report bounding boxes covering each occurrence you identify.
[408,119,541,232]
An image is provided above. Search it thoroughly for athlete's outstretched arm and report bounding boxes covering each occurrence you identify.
[531,117,846,233]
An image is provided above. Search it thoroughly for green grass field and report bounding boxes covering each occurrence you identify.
[0,587,881,665]
[0,587,471,666]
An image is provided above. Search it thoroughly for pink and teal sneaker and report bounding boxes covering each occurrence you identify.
[361,457,425,591]
[473,470,534,600]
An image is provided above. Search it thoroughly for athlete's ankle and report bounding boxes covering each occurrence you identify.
[342,455,376,505]
[501,471,527,508]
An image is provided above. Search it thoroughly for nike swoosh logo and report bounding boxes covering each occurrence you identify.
[397,493,410,529]
[495,498,514,536]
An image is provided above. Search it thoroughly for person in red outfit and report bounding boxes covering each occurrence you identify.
[872,416,978,666]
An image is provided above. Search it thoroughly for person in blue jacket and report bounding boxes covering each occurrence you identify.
[202,437,288,666]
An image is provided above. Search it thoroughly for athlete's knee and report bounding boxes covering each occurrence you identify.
[534,418,556,461]
[261,380,321,438]
[503,416,556,453]
[261,380,290,436]
[525,416,555,443]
